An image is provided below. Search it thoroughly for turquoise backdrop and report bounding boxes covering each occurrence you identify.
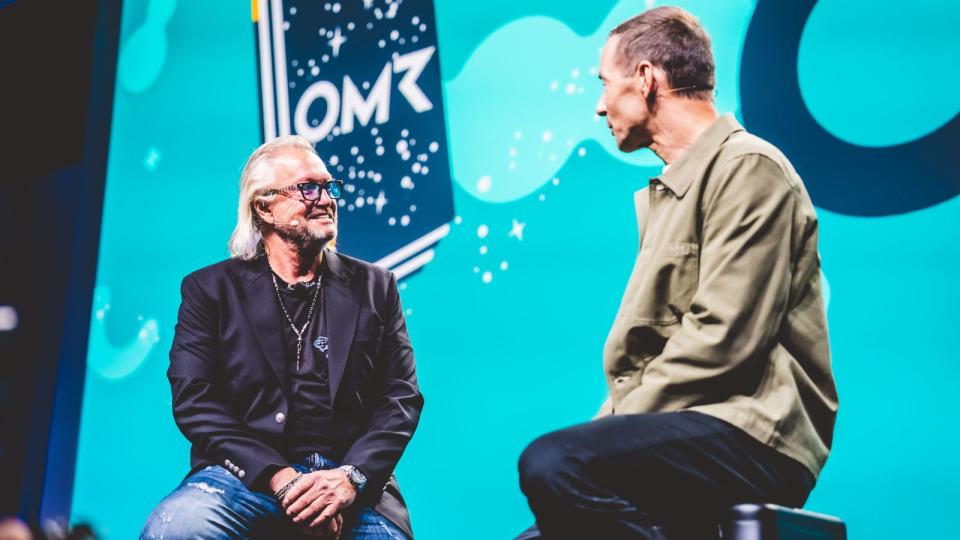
[70,1,960,538]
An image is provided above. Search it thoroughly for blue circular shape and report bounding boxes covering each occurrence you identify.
[741,0,960,216]
[798,0,960,147]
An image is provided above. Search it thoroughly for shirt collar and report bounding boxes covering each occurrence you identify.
[654,114,744,198]
[257,246,348,285]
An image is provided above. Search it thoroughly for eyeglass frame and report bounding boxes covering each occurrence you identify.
[264,179,344,201]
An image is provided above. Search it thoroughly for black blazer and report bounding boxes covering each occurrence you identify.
[167,250,423,537]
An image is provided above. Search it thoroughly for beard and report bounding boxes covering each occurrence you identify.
[273,216,336,250]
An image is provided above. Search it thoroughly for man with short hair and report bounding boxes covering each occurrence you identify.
[517,7,838,539]
[141,136,422,539]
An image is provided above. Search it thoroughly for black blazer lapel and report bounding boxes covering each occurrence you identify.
[234,257,290,390]
[323,250,360,404]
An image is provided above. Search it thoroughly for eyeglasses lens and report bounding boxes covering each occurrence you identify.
[298,181,342,200]
[299,183,321,200]
[326,181,342,199]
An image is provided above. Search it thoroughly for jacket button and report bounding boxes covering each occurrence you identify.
[275,412,286,424]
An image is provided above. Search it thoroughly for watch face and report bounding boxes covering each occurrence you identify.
[341,465,366,488]
[351,467,367,485]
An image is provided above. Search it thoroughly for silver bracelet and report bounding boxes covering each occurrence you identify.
[274,472,303,500]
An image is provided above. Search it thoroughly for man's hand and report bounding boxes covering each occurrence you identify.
[269,466,301,493]
[301,513,344,539]
[283,469,358,528]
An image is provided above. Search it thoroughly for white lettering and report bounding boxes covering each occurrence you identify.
[292,47,436,142]
[294,80,340,144]
[340,63,392,135]
[393,46,435,113]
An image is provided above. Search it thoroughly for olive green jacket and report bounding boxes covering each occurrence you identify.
[600,115,838,477]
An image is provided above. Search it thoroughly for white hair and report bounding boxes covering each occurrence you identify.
[228,135,329,260]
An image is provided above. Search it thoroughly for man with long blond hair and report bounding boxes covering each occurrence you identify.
[141,136,422,539]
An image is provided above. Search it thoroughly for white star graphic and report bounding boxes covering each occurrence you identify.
[508,218,526,241]
[363,0,374,9]
[328,26,347,58]
[144,147,161,171]
[374,190,388,214]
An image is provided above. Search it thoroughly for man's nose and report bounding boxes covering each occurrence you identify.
[595,95,607,117]
[305,190,334,211]
[317,188,334,205]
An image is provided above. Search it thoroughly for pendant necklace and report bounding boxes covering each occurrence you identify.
[271,272,322,372]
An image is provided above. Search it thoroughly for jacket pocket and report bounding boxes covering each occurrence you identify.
[610,364,647,403]
[634,242,700,324]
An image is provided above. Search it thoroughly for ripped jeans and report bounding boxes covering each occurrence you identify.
[140,454,408,540]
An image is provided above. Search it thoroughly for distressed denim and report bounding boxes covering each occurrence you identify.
[141,454,407,540]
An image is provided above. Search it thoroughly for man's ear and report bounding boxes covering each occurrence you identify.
[254,200,273,225]
[635,61,655,98]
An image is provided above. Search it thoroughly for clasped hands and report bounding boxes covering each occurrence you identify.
[270,467,357,538]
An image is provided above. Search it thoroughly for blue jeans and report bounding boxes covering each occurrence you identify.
[141,454,409,539]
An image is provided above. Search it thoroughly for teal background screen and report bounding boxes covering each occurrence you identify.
[70,1,960,538]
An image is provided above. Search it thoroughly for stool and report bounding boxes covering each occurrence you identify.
[722,504,846,540]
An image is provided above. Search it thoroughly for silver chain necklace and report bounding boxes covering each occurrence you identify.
[271,272,322,372]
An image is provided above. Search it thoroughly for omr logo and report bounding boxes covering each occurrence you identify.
[293,46,436,143]
[741,0,960,216]
[254,0,454,278]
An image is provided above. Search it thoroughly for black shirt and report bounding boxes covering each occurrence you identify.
[273,269,337,460]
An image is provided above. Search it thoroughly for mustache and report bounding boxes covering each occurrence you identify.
[306,200,337,220]
[307,208,336,219]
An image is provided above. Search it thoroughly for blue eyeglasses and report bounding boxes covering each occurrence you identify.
[269,180,344,200]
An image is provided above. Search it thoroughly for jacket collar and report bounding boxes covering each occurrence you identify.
[233,256,289,389]
[322,248,356,284]
[320,251,360,404]
[230,248,359,399]
[654,113,743,198]
[232,247,354,283]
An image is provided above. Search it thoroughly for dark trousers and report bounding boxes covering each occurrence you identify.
[516,411,815,540]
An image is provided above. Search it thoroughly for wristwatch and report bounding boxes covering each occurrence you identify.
[337,465,368,494]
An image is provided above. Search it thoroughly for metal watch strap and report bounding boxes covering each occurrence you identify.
[337,465,367,494]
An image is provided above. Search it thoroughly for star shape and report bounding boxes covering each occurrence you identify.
[144,147,161,171]
[374,190,388,214]
[363,0,374,9]
[328,26,347,58]
[508,218,526,241]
